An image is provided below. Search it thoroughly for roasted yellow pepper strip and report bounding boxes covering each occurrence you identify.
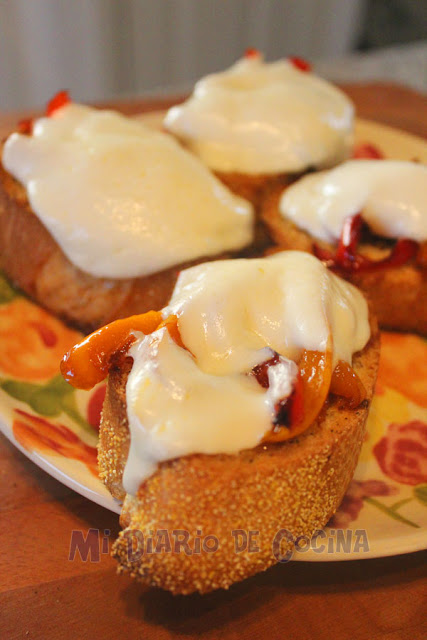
[61,311,163,390]
[263,349,333,443]
[330,360,366,408]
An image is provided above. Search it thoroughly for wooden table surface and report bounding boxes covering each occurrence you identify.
[0,83,426,640]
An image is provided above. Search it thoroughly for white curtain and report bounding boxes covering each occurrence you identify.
[0,0,366,111]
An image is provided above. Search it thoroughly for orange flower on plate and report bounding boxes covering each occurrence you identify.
[376,332,427,408]
[0,298,81,381]
[13,409,98,477]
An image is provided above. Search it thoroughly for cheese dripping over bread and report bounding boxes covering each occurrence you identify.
[124,252,370,493]
[279,160,427,244]
[2,103,253,279]
[164,52,354,174]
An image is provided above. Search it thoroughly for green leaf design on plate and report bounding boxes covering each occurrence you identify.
[413,484,427,506]
[60,390,92,433]
[0,379,41,404]
[0,375,92,433]
[27,388,63,416]
[0,272,17,304]
[44,374,75,396]
[364,497,420,528]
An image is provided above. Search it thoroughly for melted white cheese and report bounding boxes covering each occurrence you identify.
[124,252,370,494]
[2,104,254,278]
[164,54,354,174]
[280,160,427,243]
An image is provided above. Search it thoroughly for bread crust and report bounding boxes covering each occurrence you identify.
[99,323,379,594]
[214,170,297,251]
[0,162,224,333]
[215,170,291,209]
[262,186,427,335]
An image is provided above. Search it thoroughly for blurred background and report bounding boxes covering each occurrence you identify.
[0,0,426,112]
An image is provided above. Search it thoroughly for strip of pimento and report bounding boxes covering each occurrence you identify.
[61,311,366,443]
[17,90,71,136]
[313,213,419,274]
[244,47,312,73]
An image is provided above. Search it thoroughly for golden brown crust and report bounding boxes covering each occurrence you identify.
[262,185,427,335]
[99,321,379,594]
[214,170,290,209]
[215,170,299,251]
[98,358,133,500]
[0,161,225,333]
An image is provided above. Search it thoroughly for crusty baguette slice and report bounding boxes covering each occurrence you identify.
[215,170,292,209]
[0,162,223,333]
[262,186,427,335]
[99,321,379,594]
[214,170,297,251]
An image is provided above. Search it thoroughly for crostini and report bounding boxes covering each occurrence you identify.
[61,251,379,594]
[164,50,354,209]
[262,160,427,334]
[0,92,254,332]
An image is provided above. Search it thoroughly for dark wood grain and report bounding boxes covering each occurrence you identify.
[0,83,426,640]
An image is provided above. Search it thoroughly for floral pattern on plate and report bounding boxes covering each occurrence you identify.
[0,115,426,558]
[0,265,426,559]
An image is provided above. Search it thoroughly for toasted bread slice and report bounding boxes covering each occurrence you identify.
[262,186,427,335]
[99,320,379,594]
[0,163,224,333]
[215,170,292,209]
[215,171,296,250]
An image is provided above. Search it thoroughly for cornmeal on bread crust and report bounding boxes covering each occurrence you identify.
[0,163,216,333]
[262,186,427,335]
[99,321,379,594]
[86,252,379,595]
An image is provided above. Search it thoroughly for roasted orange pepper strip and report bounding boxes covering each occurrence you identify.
[263,349,333,443]
[62,313,365,447]
[330,360,366,408]
[46,90,70,116]
[61,311,163,390]
[157,315,186,349]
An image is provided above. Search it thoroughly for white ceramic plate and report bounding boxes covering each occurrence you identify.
[0,115,426,562]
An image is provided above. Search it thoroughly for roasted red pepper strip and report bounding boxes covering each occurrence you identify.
[17,118,33,135]
[353,143,384,159]
[335,213,364,268]
[313,213,419,274]
[288,372,304,425]
[270,373,304,432]
[252,354,305,429]
[289,56,312,72]
[15,90,70,136]
[46,90,70,116]
[244,47,261,59]
[252,354,280,389]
